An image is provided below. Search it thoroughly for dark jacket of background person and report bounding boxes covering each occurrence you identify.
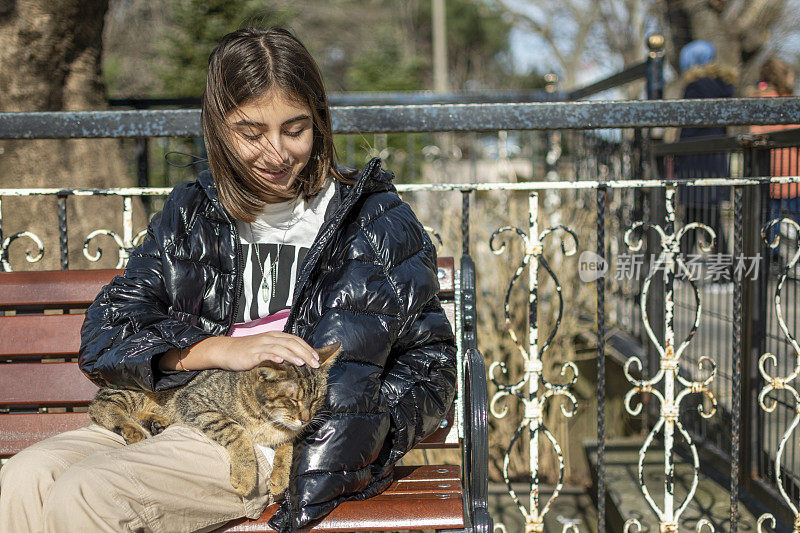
[78,158,457,532]
[677,62,738,205]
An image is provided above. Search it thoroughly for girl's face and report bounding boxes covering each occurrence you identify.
[226,89,314,202]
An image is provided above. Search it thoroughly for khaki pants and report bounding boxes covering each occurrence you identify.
[0,424,274,533]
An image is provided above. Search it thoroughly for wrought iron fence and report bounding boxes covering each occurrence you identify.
[2,96,800,533]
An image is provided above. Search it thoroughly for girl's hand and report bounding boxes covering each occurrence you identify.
[214,332,320,371]
[160,333,320,373]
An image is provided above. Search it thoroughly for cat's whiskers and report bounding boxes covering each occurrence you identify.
[304,411,332,432]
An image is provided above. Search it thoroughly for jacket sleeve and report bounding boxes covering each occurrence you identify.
[78,194,215,392]
[373,294,457,476]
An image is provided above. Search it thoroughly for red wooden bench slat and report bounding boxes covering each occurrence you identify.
[391,464,459,483]
[0,412,89,457]
[218,465,464,532]
[0,314,85,357]
[220,494,464,532]
[0,363,98,407]
[0,269,120,309]
[437,256,454,299]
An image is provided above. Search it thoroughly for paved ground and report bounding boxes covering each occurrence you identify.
[488,484,598,533]
[586,438,764,533]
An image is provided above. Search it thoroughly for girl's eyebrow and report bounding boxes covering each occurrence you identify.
[233,114,312,127]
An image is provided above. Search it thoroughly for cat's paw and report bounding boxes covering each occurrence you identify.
[115,423,147,444]
[144,414,170,436]
[229,463,257,496]
[269,470,290,496]
[269,443,292,495]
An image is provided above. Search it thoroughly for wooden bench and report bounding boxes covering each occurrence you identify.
[0,257,491,532]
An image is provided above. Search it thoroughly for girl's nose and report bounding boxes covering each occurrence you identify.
[262,135,288,166]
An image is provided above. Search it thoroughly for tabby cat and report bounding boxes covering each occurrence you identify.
[88,342,340,498]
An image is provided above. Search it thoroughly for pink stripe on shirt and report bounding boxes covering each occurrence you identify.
[229,309,291,337]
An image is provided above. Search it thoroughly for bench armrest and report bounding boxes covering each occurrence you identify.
[461,347,491,533]
[458,253,492,532]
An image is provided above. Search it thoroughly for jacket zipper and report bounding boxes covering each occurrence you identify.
[222,206,244,336]
[284,158,382,334]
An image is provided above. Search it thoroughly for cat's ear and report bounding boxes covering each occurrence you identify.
[315,342,341,368]
[256,360,282,381]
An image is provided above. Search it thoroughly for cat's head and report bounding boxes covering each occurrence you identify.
[250,342,340,433]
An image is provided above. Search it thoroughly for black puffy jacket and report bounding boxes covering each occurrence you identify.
[78,158,457,531]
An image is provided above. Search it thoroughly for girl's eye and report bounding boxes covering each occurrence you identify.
[241,132,261,141]
[284,128,306,138]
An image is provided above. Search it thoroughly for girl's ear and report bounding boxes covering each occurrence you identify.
[315,342,341,366]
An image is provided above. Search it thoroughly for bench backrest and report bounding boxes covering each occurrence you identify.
[0,259,457,458]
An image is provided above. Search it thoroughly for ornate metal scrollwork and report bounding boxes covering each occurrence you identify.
[0,231,45,271]
[622,186,718,533]
[489,192,580,533]
[757,218,800,533]
[83,228,147,269]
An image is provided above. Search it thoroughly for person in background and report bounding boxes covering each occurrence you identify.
[676,39,738,284]
[748,57,799,240]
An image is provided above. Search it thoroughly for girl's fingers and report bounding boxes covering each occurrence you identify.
[277,333,319,362]
[266,345,305,366]
[259,333,319,367]
[268,332,316,353]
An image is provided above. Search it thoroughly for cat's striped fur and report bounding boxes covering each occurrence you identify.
[88,343,339,498]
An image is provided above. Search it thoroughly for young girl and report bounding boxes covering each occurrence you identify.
[0,27,456,533]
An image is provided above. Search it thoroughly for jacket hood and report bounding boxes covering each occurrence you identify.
[681,63,739,86]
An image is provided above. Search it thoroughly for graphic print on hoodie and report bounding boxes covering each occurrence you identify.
[231,178,334,334]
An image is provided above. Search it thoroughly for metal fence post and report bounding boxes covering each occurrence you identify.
[645,35,665,101]
[740,146,770,491]
[57,191,69,270]
[135,137,150,215]
[644,35,666,424]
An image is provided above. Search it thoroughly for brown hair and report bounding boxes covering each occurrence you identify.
[759,57,795,96]
[201,27,350,222]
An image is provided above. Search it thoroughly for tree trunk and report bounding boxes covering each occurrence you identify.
[0,0,141,271]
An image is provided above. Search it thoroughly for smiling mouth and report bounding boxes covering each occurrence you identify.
[254,166,290,181]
